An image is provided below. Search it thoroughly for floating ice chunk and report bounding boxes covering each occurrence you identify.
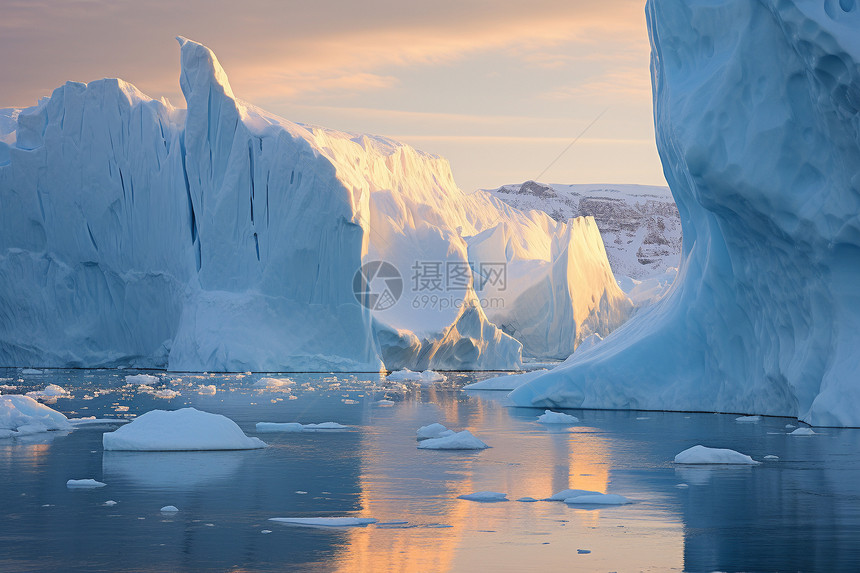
[198,385,217,395]
[735,416,762,423]
[785,424,797,428]
[103,408,267,451]
[26,384,70,400]
[537,410,580,425]
[125,374,159,385]
[255,421,348,433]
[261,530,272,534]
[416,423,455,440]
[269,517,377,527]
[387,369,446,385]
[789,427,816,436]
[674,445,760,465]
[67,479,106,488]
[544,489,601,502]
[463,369,546,391]
[417,430,488,450]
[103,500,118,506]
[457,491,508,502]
[152,389,180,399]
[68,417,129,427]
[564,493,631,505]
[516,497,538,502]
[21,369,43,375]
[160,505,179,512]
[1,395,72,436]
[764,455,779,460]
[375,399,394,406]
[676,483,689,488]
[253,377,294,389]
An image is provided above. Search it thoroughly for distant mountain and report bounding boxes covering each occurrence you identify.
[486,181,681,280]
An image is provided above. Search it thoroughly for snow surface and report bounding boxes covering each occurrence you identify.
[103,408,266,450]
[0,37,630,371]
[536,410,580,425]
[255,421,347,433]
[269,517,377,527]
[66,479,106,488]
[416,423,455,440]
[457,491,508,502]
[674,445,760,465]
[563,493,631,505]
[417,430,488,450]
[509,2,860,427]
[0,395,72,437]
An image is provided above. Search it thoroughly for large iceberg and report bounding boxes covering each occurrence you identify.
[0,38,630,371]
[510,0,860,427]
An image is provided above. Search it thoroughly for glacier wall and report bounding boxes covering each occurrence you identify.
[0,38,631,371]
[510,0,860,426]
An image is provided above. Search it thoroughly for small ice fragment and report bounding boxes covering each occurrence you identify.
[564,493,632,505]
[387,369,446,385]
[789,427,816,436]
[66,479,107,488]
[764,455,779,460]
[198,385,217,395]
[516,497,538,502]
[375,399,394,406]
[152,389,180,399]
[544,489,601,502]
[674,445,760,465]
[635,417,650,420]
[676,483,689,488]
[416,423,455,440]
[536,410,580,425]
[21,368,43,375]
[160,505,179,512]
[269,517,377,527]
[457,491,508,502]
[103,500,118,506]
[295,491,308,494]
[785,424,796,428]
[417,430,488,450]
[735,415,761,423]
[261,530,272,534]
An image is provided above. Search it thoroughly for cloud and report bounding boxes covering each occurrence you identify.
[542,68,653,100]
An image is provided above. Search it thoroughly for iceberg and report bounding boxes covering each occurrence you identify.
[510,0,860,427]
[0,37,630,372]
[674,446,760,466]
[0,394,72,437]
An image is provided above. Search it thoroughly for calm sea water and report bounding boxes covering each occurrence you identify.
[1,368,859,572]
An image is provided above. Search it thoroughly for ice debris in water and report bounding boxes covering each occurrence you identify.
[416,423,455,440]
[66,479,107,488]
[457,491,508,502]
[255,422,347,433]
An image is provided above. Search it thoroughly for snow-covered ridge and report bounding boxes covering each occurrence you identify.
[510,0,860,427]
[0,37,631,370]
[486,181,681,279]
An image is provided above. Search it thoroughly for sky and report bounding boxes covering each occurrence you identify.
[0,0,666,193]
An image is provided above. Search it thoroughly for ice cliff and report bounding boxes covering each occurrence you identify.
[510,0,860,426]
[0,38,630,371]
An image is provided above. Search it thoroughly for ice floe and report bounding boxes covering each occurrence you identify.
[255,422,348,433]
[563,493,631,505]
[457,491,508,502]
[789,427,816,436]
[416,423,455,440]
[103,408,266,450]
[674,445,760,465]
[417,430,488,450]
[536,410,580,425]
[544,488,601,502]
[1,395,72,437]
[387,369,446,385]
[269,517,377,527]
[66,479,106,488]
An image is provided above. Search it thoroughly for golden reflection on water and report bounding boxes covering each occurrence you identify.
[327,393,686,573]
